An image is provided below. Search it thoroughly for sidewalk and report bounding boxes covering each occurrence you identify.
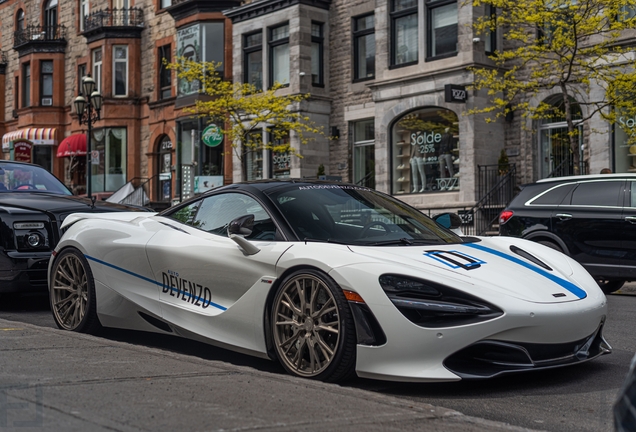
[0,317,540,432]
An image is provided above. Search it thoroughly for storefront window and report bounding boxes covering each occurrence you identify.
[270,132,291,179]
[90,128,127,193]
[392,108,459,194]
[352,119,375,188]
[615,115,636,173]
[244,131,264,181]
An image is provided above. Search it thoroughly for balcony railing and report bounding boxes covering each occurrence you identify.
[84,7,144,31]
[14,24,66,47]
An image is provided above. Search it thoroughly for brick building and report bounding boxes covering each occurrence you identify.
[0,0,238,207]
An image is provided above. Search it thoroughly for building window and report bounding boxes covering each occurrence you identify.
[353,14,375,81]
[159,45,172,99]
[78,64,87,95]
[427,0,458,59]
[176,23,224,97]
[44,0,58,39]
[92,48,102,93]
[113,45,128,97]
[80,0,89,32]
[352,120,375,188]
[311,22,324,86]
[392,108,460,195]
[244,32,263,90]
[160,0,172,9]
[270,131,290,178]
[22,63,30,108]
[244,131,264,181]
[16,9,25,31]
[269,24,290,86]
[391,0,418,66]
[14,77,19,112]
[90,128,127,193]
[484,4,496,54]
[41,61,53,106]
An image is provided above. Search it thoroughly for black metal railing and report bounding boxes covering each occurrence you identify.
[426,164,517,236]
[84,7,144,31]
[114,176,154,208]
[14,24,66,47]
[546,157,588,178]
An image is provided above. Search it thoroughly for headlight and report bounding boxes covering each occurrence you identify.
[27,233,42,247]
[379,274,503,328]
[14,222,44,229]
[13,221,50,251]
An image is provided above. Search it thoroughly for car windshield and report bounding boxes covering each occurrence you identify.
[266,184,462,245]
[0,162,72,195]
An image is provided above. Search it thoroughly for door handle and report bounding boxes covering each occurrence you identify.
[556,213,572,220]
[626,216,636,224]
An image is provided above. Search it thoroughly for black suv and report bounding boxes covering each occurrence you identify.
[499,173,636,293]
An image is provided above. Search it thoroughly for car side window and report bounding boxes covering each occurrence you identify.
[191,193,277,240]
[169,201,201,224]
[530,184,575,205]
[569,181,623,207]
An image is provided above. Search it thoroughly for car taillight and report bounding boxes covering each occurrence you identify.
[499,210,514,225]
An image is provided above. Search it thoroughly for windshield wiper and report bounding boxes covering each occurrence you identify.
[302,238,354,245]
[366,238,442,246]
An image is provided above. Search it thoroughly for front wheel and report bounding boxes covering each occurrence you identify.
[271,269,356,382]
[50,248,101,334]
[596,279,625,295]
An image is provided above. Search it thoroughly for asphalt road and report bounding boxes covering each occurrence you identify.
[1,286,635,432]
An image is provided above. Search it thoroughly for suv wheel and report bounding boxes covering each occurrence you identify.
[596,279,625,295]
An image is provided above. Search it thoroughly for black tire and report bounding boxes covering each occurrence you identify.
[49,248,101,334]
[596,279,625,295]
[271,269,356,382]
[537,240,563,253]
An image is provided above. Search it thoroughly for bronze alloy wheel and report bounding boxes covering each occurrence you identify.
[272,270,355,382]
[50,248,100,334]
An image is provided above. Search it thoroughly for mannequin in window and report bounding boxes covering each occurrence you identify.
[439,127,455,180]
[410,137,426,193]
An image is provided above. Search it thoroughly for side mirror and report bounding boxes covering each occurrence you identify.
[228,214,254,236]
[228,215,260,256]
[432,212,464,234]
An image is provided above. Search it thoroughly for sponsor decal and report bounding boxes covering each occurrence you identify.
[161,270,214,309]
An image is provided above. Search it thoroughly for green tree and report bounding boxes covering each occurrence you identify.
[169,59,325,180]
[469,0,636,175]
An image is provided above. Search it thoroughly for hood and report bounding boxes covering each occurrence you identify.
[0,192,146,215]
[348,237,587,304]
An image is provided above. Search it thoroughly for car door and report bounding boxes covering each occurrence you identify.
[621,179,636,278]
[552,179,626,275]
[145,192,292,343]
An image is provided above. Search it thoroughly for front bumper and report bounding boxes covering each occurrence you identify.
[0,251,51,293]
[443,321,611,379]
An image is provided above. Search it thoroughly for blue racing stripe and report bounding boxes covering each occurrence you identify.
[462,243,587,299]
[85,254,227,311]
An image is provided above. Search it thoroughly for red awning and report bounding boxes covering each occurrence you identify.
[56,134,86,158]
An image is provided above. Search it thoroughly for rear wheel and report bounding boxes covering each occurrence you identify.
[50,248,101,334]
[596,279,625,295]
[271,269,356,382]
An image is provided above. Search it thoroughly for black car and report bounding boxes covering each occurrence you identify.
[0,160,149,295]
[499,173,636,294]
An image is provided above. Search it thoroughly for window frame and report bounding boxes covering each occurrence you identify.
[22,63,31,108]
[77,64,87,95]
[390,0,419,68]
[353,14,376,82]
[80,0,89,32]
[243,31,263,90]
[16,9,25,31]
[268,23,290,87]
[484,4,496,54]
[113,45,129,97]
[310,21,324,87]
[426,0,459,61]
[158,44,172,100]
[92,48,102,93]
[40,60,54,106]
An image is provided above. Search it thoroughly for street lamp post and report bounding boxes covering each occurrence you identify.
[73,76,103,201]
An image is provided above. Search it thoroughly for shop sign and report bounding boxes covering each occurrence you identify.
[202,124,223,147]
[444,84,467,103]
[177,24,201,96]
[91,150,100,165]
[13,140,32,163]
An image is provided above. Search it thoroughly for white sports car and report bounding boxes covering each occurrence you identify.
[48,180,611,382]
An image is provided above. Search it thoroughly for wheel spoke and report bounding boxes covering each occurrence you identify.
[54,295,75,309]
[308,280,319,314]
[313,298,335,319]
[315,333,335,360]
[295,280,306,312]
[316,323,339,334]
[53,284,74,293]
[282,292,302,316]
